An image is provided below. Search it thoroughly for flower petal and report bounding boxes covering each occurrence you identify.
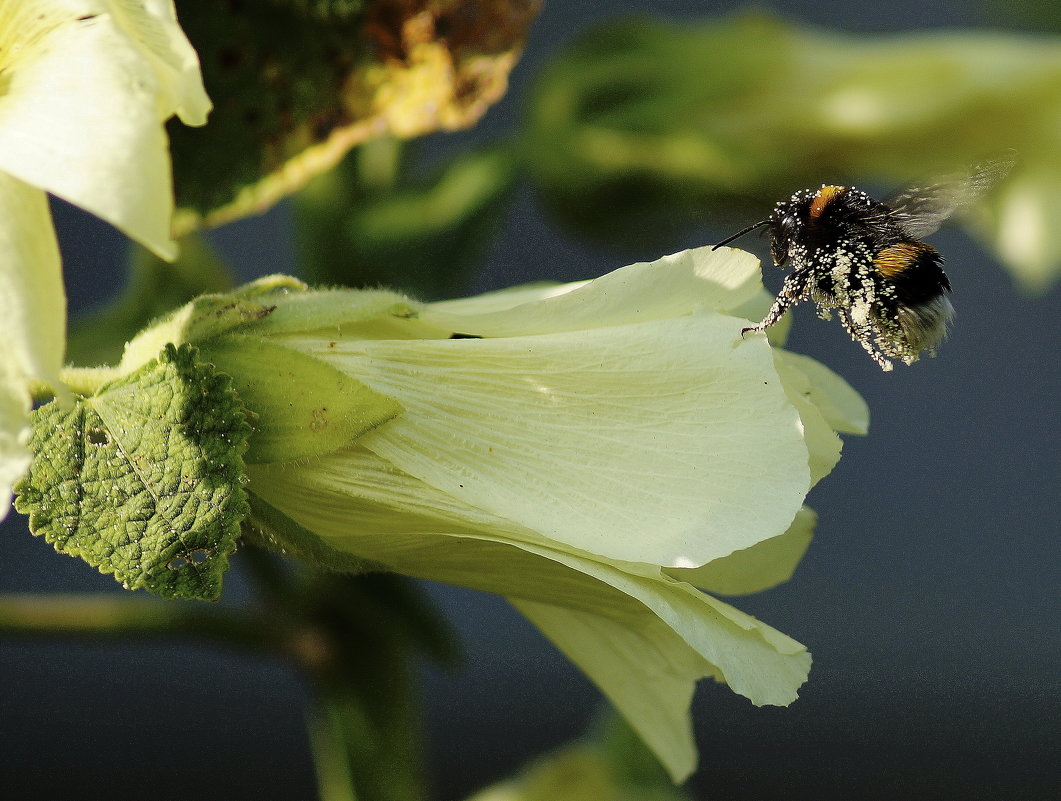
[0,0,210,259]
[248,450,811,782]
[773,353,843,488]
[668,506,816,595]
[0,174,66,387]
[0,358,33,522]
[419,246,764,336]
[275,308,810,567]
[514,580,810,783]
[104,0,212,126]
[777,350,869,435]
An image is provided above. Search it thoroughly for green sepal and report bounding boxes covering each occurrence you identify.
[14,344,250,601]
[240,288,418,338]
[121,279,418,374]
[201,335,403,463]
[119,278,307,374]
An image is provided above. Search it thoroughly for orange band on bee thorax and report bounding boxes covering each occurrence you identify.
[809,185,845,219]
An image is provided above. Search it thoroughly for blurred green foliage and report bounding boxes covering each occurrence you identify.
[293,137,519,297]
[465,710,691,801]
[243,552,457,801]
[523,14,1061,291]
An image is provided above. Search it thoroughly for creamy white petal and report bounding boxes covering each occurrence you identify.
[0,175,66,387]
[668,507,816,595]
[0,357,33,522]
[773,353,842,488]
[515,579,810,783]
[0,0,210,259]
[424,281,583,318]
[275,309,811,567]
[248,453,811,782]
[776,350,869,435]
[419,246,764,336]
[104,0,212,125]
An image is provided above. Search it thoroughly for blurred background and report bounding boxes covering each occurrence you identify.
[1,1,1058,799]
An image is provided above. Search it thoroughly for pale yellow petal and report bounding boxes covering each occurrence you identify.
[0,356,33,522]
[274,309,810,567]
[419,246,764,336]
[773,352,843,488]
[103,0,212,125]
[249,453,811,782]
[0,174,66,387]
[669,507,816,595]
[515,579,810,783]
[0,0,210,259]
[777,350,869,435]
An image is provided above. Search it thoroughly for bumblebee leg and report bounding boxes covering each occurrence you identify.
[837,308,894,371]
[742,272,809,336]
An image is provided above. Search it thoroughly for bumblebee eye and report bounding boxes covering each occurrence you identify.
[771,239,789,266]
[770,215,798,265]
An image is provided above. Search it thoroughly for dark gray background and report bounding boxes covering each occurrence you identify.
[2,2,1058,799]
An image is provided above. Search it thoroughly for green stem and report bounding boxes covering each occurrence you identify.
[0,593,278,651]
[59,365,122,395]
[307,699,361,801]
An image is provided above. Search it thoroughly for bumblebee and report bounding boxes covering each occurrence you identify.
[714,156,1014,371]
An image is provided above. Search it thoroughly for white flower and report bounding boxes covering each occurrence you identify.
[243,246,868,780]
[0,0,210,519]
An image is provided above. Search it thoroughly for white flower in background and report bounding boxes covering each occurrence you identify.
[240,246,868,780]
[0,0,210,519]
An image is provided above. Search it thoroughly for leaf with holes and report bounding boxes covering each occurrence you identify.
[14,344,251,600]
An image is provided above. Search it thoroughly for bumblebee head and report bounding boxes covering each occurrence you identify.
[713,189,817,268]
[767,207,801,266]
[765,189,819,266]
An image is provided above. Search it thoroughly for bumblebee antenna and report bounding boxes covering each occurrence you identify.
[712,219,769,250]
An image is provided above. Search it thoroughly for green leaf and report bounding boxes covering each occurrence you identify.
[14,344,250,600]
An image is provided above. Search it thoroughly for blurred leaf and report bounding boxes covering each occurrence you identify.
[465,708,691,801]
[294,138,519,296]
[986,0,1061,33]
[526,14,1061,290]
[171,0,539,233]
[66,235,234,367]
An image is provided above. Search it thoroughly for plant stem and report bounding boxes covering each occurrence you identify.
[307,699,361,801]
[0,593,278,651]
[59,365,122,395]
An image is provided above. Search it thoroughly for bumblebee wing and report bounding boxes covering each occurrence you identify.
[886,152,1016,239]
